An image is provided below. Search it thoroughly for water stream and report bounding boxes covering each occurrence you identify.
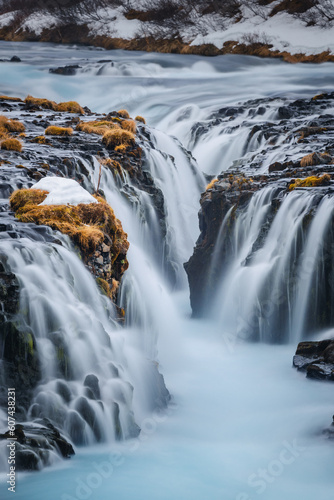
[1,42,334,499]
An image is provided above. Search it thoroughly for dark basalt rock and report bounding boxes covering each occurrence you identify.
[49,64,81,75]
[84,374,101,400]
[0,422,75,471]
[0,257,41,414]
[293,340,334,381]
[186,92,334,319]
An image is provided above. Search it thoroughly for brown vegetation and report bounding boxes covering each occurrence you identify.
[1,138,22,151]
[102,128,135,149]
[117,109,130,119]
[289,174,331,191]
[121,119,136,133]
[25,95,85,114]
[76,120,120,135]
[0,95,22,102]
[45,126,73,136]
[10,189,128,256]
[135,115,146,124]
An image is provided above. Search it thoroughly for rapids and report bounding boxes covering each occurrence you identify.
[0,41,334,500]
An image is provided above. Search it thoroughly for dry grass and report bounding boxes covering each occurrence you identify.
[114,144,128,153]
[31,136,48,144]
[117,109,130,119]
[45,126,73,136]
[10,190,129,256]
[0,95,22,102]
[206,178,218,190]
[25,95,57,110]
[9,188,48,212]
[76,120,121,136]
[289,174,331,191]
[300,152,333,168]
[135,115,146,124]
[25,95,84,114]
[121,119,136,134]
[1,138,22,151]
[0,115,25,134]
[102,128,135,149]
[56,101,85,115]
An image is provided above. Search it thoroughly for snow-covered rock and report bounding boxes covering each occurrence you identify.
[32,177,98,206]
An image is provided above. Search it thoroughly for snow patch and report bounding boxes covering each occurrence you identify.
[32,177,98,206]
[21,12,57,36]
[191,12,334,56]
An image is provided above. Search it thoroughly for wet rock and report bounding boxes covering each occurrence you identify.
[49,64,81,75]
[75,396,102,441]
[10,56,21,62]
[0,421,74,471]
[84,374,101,400]
[293,340,334,381]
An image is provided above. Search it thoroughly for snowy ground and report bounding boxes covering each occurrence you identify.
[0,2,333,56]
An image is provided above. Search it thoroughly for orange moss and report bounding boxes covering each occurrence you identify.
[117,109,130,119]
[45,126,73,136]
[1,138,22,151]
[135,115,146,124]
[289,174,331,191]
[102,128,135,149]
[121,119,136,134]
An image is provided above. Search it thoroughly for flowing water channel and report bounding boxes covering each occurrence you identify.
[0,42,334,500]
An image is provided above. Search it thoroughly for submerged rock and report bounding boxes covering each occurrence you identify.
[49,64,81,75]
[0,421,74,471]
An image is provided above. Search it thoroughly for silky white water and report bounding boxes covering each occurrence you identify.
[0,42,334,499]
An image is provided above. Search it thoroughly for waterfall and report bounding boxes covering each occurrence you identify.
[1,235,147,446]
[209,187,334,343]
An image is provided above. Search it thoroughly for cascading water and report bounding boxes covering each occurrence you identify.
[208,187,334,343]
[1,42,334,500]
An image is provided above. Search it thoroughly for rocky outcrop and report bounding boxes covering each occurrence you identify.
[184,174,261,315]
[185,92,334,318]
[293,340,334,381]
[0,421,74,471]
[0,95,168,306]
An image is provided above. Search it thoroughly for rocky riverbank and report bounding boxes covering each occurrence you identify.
[0,1,334,63]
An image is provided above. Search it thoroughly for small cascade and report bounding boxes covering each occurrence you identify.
[209,187,334,343]
[0,236,147,447]
[77,127,206,353]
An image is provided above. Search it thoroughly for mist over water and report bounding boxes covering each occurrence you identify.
[1,42,334,500]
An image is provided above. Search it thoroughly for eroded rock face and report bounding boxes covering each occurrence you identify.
[184,175,259,315]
